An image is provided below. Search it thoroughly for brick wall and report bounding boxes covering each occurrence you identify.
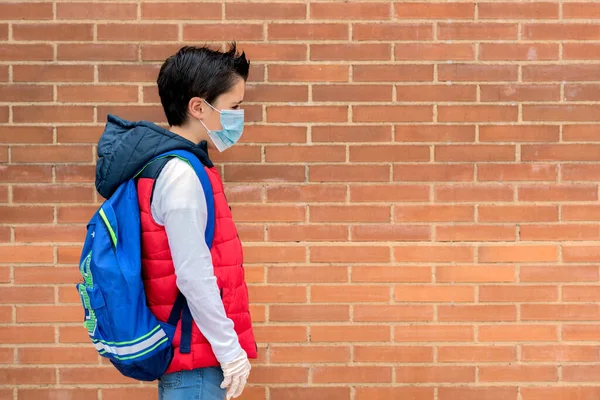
[2,1,600,399]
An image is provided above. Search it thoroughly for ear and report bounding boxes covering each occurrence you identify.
[188,97,207,121]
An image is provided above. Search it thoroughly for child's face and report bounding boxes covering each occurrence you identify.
[202,78,245,132]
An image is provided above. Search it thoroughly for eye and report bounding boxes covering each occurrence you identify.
[232,105,240,110]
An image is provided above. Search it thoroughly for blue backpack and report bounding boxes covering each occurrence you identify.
[76,150,215,381]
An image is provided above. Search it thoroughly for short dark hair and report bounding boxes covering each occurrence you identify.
[157,43,250,126]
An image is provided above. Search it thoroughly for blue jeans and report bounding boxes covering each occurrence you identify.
[158,367,226,400]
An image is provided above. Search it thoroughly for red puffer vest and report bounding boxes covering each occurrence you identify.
[136,155,257,373]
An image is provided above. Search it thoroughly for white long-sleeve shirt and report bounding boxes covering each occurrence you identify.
[151,158,242,364]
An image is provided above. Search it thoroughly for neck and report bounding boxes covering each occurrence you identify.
[170,123,210,146]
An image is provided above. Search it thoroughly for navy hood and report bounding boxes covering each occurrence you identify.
[95,114,213,199]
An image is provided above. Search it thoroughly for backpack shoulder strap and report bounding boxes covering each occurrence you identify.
[135,150,215,249]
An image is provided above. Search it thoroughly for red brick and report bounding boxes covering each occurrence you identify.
[522,224,599,241]
[311,325,390,342]
[558,366,600,382]
[563,325,600,342]
[437,225,515,242]
[395,245,474,263]
[226,3,306,20]
[564,125,600,142]
[12,146,92,163]
[18,347,98,364]
[313,366,391,384]
[352,266,431,283]
[394,205,476,222]
[358,388,435,400]
[57,2,137,19]
[0,368,55,385]
[523,345,599,362]
[436,144,514,161]
[480,125,559,142]
[313,125,391,143]
[269,23,348,40]
[0,44,53,61]
[564,44,600,61]
[0,246,53,263]
[310,165,389,183]
[439,64,518,82]
[58,85,138,103]
[524,65,600,82]
[439,23,518,40]
[435,184,514,203]
[564,205,600,220]
[314,84,392,102]
[58,44,138,61]
[228,43,307,62]
[99,64,160,83]
[356,305,433,322]
[0,2,53,19]
[396,366,474,383]
[14,23,93,41]
[395,125,474,142]
[438,266,515,283]
[354,23,432,40]
[354,346,433,363]
[232,205,305,223]
[99,388,158,400]
[247,285,306,303]
[271,346,350,363]
[268,225,347,242]
[0,84,53,102]
[55,166,95,183]
[395,325,473,342]
[184,24,263,41]
[480,285,557,302]
[268,105,346,123]
[563,245,600,262]
[270,305,349,322]
[312,3,390,19]
[479,245,558,263]
[0,66,6,82]
[17,305,81,323]
[479,325,558,342]
[57,206,96,223]
[523,304,600,321]
[440,387,518,400]
[266,145,345,163]
[394,165,473,182]
[524,23,600,40]
[395,285,474,302]
[15,225,86,243]
[395,2,474,19]
[351,145,429,162]
[525,105,600,122]
[14,267,80,285]
[352,225,430,242]
[0,166,53,183]
[311,285,389,303]
[13,106,93,123]
[396,84,476,101]
[522,387,600,400]
[353,106,433,122]
[439,106,517,122]
[521,266,598,283]
[253,326,307,343]
[13,185,94,204]
[240,126,306,144]
[226,165,306,183]
[566,84,600,101]
[481,43,558,61]
[479,205,557,222]
[311,44,390,61]
[244,246,305,264]
[14,65,94,83]
[563,285,600,302]
[97,106,167,124]
[518,185,597,202]
[564,2,600,18]
[271,388,350,400]
[268,267,346,284]
[354,65,433,82]
[59,367,137,384]
[267,184,345,203]
[438,346,516,362]
[0,287,54,304]
[310,246,390,263]
[480,366,557,382]
[98,23,178,41]
[479,2,558,19]
[142,3,221,20]
[478,164,557,182]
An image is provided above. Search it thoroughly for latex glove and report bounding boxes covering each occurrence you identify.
[220,349,251,400]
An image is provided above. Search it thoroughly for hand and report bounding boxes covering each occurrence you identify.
[220,350,251,400]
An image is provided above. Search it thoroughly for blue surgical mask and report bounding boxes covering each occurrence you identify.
[199,100,244,152]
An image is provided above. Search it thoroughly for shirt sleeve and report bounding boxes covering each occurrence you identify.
[151,158,242,364]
